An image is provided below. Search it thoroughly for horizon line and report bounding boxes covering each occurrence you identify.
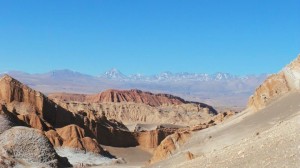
[0,68,270,77]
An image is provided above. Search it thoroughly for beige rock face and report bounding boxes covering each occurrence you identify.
[49,90,217,126]
[134,128,178,149]
[52,101,215,126]
[248,55,300,111]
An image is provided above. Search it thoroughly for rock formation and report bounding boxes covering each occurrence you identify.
[211,110,236,124]
[149,131,191,164]
[0,126,71,168]
[0,74,233,167]
[148,110,236,164]
[134,127,178,150]
[55,124,104,154]
[248,55,300,111]
[0,75,126,155]
[49,90,217,126]
[0,75,197,154]
[50,89,191,107]
[0,74,83,129]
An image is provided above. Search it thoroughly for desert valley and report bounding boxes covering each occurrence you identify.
[0,1,298,167]
[0,55,299,167]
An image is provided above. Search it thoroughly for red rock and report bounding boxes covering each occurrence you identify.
[50,89,190,107]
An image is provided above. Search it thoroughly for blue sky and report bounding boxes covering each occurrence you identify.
[0,0,299,75]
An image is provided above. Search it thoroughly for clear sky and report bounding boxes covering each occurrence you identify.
[0,0,299,75]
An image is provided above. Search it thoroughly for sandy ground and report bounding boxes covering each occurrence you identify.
[92,145,152,168]
[149,91,300,168]
[174,113,300,168]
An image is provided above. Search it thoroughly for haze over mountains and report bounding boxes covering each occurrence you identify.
[0,69,267,110]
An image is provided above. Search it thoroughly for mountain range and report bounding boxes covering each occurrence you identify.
[100,68,263,81]
[0,69,268,110]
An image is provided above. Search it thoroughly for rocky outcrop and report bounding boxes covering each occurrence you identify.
[50,89,190,107]
[212,110,236,124]
[52,101,216,126]
[17,114,50,131]
[134,128,178,150]
[0,75,114,154]
[248,55,300,111]
[56,124,105,154]
[0,75,44,113]
[45,130,63,147]
[49,89,217,113]
[49,90,218,126]
[148,110,236,164]
[149,131,191,164]
[247,73,290,111]
[0,75,85,129]
[0,126,71,168]
[0,75,181,154]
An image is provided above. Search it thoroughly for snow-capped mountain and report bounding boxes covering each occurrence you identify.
[0,69,268,108]
[99,69,259,82]
[101,68,128,80]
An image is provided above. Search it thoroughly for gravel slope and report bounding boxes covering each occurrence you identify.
[150,91,300,168]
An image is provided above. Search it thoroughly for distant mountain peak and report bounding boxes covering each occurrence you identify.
[102,68,128,80]
[213,72,235,80]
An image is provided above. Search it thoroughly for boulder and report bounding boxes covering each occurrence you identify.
[0,126,71,168]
